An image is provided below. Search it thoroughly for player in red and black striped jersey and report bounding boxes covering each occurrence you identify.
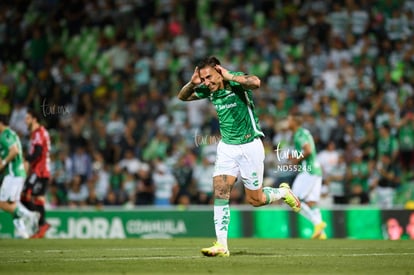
[21,109,51,238]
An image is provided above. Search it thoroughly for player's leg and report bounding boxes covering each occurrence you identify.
[239,138,274,205]
[31,195,50,238]
[0,175,39,238]
[239,138,300,210]
[292,173,326,238]
[20,177,37,238]
[21,174,35,211]
[201,174,236,257]
[243,182,301,211]
[304,175,326,239]
[201,141,237,257]
[32,178,50,238]
[30,178,51,238]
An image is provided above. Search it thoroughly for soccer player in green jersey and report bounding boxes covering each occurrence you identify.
[0,115,39,238]
[178,56,301,257]
[287,115,327,239]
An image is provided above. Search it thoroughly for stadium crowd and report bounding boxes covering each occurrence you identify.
[1,0,414,209]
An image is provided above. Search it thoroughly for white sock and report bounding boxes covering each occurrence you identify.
[214,199,230,249]
[262,187,285,204]
[15,202,33,219]
[299,202,319,225]
[312,207,323,224]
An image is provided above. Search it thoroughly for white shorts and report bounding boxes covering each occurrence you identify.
[0,175,25,202]
[292,171,322,202]
[213,138,264,191]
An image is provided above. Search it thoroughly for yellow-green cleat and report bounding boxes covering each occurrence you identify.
[279,183,301,213]
[312,222,327,239]
[318,232,328,240]
[201,242,230,257]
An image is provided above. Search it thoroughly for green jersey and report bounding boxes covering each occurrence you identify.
[377,135,398,158]
[194,72,264,144]
[349,161,369,191]
[0,127,26,177]
[293,127,322,176]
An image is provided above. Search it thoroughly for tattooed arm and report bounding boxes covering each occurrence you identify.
[230,74,261,90]
[177,81,200,101]
[215,65,261,90]
[178,67,202,101]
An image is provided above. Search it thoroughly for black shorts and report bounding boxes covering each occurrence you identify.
[23,174,49,196]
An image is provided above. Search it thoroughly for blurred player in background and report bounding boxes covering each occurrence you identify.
[178,56,301,257]
[0,115,39,238]
[287,114,327,239]
[21,109,51,238]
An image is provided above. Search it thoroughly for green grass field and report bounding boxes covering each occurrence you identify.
[0,238,413,275]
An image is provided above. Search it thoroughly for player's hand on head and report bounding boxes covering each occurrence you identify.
[191,66,202,85]
[215,65,232,81]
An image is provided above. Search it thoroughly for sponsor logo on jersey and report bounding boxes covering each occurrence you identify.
[216,102,237,111]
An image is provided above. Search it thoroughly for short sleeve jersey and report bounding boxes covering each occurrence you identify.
[0,127,26,177]
[194,72,264,145]
[293,127,323,176]
[29,126,51,178]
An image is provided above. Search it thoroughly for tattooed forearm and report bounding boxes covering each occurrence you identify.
[177,82,196,101]
[232,75,261,89]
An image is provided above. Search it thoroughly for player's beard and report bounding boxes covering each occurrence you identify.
[28,122,34,132]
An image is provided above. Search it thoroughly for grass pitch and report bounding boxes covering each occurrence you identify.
[0,238,412,275]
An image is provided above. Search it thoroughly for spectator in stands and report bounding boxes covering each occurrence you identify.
[377,123,399,162]
[67,175,88,208]
[172,151,196,205]
[346,150,370,205]
[192,155,214,204]
[70,145,92,183]
[89,151,110,205]
[317,141,340,178]
[324,153,348,204]
[397,109,414,172]
[370,154,401,208]
[152,160,177,206]
[135,162,154,205]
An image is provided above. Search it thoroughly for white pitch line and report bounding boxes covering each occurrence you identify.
[41,247,195,253]
[3,252,414,264]
[38,247,414,253]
